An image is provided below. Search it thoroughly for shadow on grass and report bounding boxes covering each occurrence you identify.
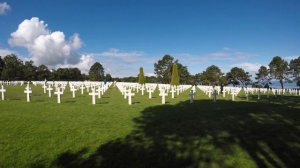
[43,97,300,168]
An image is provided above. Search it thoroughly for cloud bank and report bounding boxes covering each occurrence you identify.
[9,17,93,73]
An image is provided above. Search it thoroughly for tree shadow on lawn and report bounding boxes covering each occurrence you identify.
[47,97,300,168]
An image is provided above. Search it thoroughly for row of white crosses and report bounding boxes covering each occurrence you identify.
[88,82,111,105]
[197,85,242,101]
[146,84,157,99]
[116,82,193,105]
[41,81,110,104]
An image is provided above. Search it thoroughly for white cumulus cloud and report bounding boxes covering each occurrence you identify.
[0,2,10,15]
[8,17,92,73]
[57,54,95,74]
[232,62,264,73]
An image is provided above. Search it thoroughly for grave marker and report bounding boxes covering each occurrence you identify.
[189,90,195,103]
[0,85,6,100]
[127,89,135,105]
[54,88,63,103]
[24,86,32,102]
[89,89,98,105]
[47,85,53,98]
[159,89,168,104]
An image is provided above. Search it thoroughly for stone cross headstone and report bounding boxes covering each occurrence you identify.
[231,90,236,101]
[127,89,135,105]
[124,88,128,99]
[70,86,77,98]
[54,88,63,103]
[222,90,226,98]
[86,85,90,93]
[140,86,145,95]
[42,83,47,93]
[99,87,104,98]
[159,89,168,104]
[245,90,249,101]
[213,89,217,102]
[24,86,32,102]
[170,88,176,99]
[0,85,6,100]
[189,90,196,103]
[80,85,85,94]
[89,89,98,105]
[97,86,102,99]
[207,89,212,98]
[176,87,180,95]
[47,85,53,98]
[148,88,154,99]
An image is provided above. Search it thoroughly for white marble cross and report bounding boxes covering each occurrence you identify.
[24,86,32,102]
[80,85,85,95]
[170,88,176,99]
[47,85,53,98]
[140,86,145,95]
[147,88,154,99]
[176,87,180,95]
[245,90,249,101]
[97,86,104,98]
[127,89,135,105]
[0,85,6,100]
[159,89,168,104]
[213,89,217,102]
[89,89,98,105]
[42,83,47,93]
[231,90,236,101]
[222,90,226,98]
[54,88,63,103]
[135,85,139,93]
[70,86,77,98]
[124,88,130,99]
[189,90,195,103]
[207,89,212,98]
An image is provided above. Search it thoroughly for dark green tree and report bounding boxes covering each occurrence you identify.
[120,76,138,82]
[255,66,270,87]
[269,56,289,89]
[89,62,105,81]
[105,74,112,81]
[69,68,81,81]
[138,67,146,84]
[199,65,223,85]
[36,64,51,80]
[24,60,37,81]
[0,56,4,79]
[219,75,228,86]
[1,54,24,80]
[154,55,174,83]
[145,76,157,83]
[154,55,190,84]
[177,63,190,84]
[170,63,180,85]
[226,67,251,87]
[289,56,300,87]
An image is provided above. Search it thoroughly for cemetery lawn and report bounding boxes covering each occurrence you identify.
[0,85,300,168]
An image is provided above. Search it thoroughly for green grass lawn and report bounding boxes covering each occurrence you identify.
[0,84,299,168]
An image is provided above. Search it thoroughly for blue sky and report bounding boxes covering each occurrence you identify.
[0,0,299,77]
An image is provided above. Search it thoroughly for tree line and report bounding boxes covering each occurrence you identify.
[1,54,299,88]
[151,55,300,89]
[0,54,112,81]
